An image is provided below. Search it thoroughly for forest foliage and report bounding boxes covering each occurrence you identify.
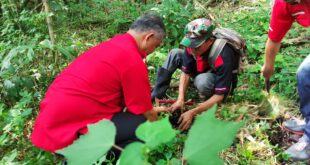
[0,0,309,164]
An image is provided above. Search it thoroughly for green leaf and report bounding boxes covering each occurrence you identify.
[155,159,166,165]
[117,142,149,165]
[183,105,243,165]
[170,158,182,165]
[136,117,178,149]
[275,53,284,63]
[39,39,53,49]
[0,134,8,146]
[3,80,15,89]
[56,46,73,60]
[2,149,18,163]
[1,48,18,71]
[27,48,34,62]
[56,119,116,165]
[21,108,32,117]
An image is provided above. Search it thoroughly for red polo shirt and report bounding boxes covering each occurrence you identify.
[268,0,310,42]
[31,33,153,152]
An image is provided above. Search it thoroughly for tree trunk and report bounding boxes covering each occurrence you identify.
[12,0,21,13]
[0,2,2,17]
[63,0,69,5]
[21,0,31,9]
[42,0,55,45]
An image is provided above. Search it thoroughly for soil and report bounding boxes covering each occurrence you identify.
[266,117,310,164]
[267,117,296,148]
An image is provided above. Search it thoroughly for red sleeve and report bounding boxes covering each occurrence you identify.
[268,0,294,42]
[121,63,152,115]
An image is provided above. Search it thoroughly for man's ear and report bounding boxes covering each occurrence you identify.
[145,32,155,41]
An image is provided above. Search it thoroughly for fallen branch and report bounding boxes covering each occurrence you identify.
[281,36,310,48]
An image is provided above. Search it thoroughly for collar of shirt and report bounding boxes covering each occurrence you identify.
[186,48,210,72]
[125,33,148,59]
[186,47,209,59]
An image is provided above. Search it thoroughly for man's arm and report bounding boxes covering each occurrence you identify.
[177,72,190,102]
[262,38,282,80]
[143,109,158,122]
[170,72,190,111]
[262,0,293,79]
[178,94,224,131]
[192,94,224,115]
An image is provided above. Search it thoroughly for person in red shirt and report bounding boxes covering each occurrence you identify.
[261,0,310,160]
[31,13,166,158]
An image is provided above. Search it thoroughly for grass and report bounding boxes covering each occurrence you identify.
[1,0,309,164]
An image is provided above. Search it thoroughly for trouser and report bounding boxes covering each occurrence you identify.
[297,54,310,138]
[60,111,146,165]
[151,48,215,100]
[107,111,146,161]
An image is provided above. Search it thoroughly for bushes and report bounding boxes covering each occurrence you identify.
[0,0,193,163]
[1,0,308,164]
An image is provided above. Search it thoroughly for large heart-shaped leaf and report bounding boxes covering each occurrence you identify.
[136,117,178,149]
[56,119,116,165]
[117,142,150,165]
[183,105,243,165]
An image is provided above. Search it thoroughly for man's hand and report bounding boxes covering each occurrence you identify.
[178,110,195,131]
[261,63,274,80]
[169,99,185,112]
[175,94,225,131]
[143,110,158,122]
[153,106,169,113]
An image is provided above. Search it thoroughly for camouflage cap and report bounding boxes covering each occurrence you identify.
[180,18,215,48]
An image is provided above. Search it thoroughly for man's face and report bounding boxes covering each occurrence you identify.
[190,39,213,56]
[141,33,163,55]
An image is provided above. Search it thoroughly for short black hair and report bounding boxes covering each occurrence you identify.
[130,13,166,39]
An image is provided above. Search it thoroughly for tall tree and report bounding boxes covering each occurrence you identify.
[42,0,55,45]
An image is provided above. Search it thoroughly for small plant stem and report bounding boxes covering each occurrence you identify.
[181,157,187,165]
[113,144,123,151]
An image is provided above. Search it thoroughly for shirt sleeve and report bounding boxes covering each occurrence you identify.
[268,0,294,42]
[181,49,196,74]
[214,46,235,95]
[121,63,152,115]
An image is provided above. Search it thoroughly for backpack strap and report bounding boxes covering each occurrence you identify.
[208,39,227,70]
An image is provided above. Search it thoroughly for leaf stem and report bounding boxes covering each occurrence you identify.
[113,144,123,151]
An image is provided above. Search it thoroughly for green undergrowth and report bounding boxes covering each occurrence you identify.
[0,0,309,164]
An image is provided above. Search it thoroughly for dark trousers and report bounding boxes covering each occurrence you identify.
[60,111,146,165]
[106,111,146,162]
[151,48,183,100]
[152,48,216,100]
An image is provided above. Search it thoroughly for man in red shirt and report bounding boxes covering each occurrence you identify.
[261,0,310,160]
[31,13,166,157]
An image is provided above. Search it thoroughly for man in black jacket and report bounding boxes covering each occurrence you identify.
[152,18,238,131]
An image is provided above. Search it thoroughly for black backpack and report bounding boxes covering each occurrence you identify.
[208,28,247,94]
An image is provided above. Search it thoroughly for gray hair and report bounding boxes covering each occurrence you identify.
[284,0,301,4]
[130,13,166,39]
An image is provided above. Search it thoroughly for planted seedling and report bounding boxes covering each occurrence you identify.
[169,109,182,128]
